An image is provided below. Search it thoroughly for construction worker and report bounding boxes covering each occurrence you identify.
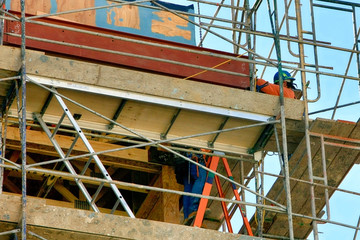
[256,70,297,99]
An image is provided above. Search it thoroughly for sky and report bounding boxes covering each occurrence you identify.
[162,0,360,239]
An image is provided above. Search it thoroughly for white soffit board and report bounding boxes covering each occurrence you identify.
[27,75,272,122]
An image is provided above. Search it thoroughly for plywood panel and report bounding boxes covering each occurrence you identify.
[169,110,223,142]
[152,12,191,40]
[106,4,140,29]
[10,0,51,16]
[10,0,95,25]
[56,0,96,25]
[216,118,265,148]
[117,101,176,133]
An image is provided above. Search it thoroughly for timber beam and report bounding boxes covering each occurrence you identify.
[0,193,261,240]
[4,126,160,174]
[0,45,304,121]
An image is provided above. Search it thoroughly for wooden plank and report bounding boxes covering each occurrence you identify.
[136,166,182,224]
[3,178,22,194]
[4,160,149,194]
[161,165,182,224]
[296,121,360,238]
[264,120,345,236]
[135,175,162,219]
[3,192,127,216]
[0,221,123,240]
[6,139,160,174]
[54,182,79,203]
[246,119,335,235]
[323,121,360,189]
[265,119,306,154]
[7,169,43,181]
[264,119,358,238]
[0,193,260,240]
[287,120,357,238]
[5,126,149,163]
[0,45,304,121]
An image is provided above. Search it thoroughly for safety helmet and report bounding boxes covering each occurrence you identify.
[273,71,295,84]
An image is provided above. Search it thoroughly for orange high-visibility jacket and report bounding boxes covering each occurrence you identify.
[256,78,295,99]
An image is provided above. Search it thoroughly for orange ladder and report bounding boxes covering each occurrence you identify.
[193,155,253,236]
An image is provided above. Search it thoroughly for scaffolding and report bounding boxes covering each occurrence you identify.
[0,0,359,240]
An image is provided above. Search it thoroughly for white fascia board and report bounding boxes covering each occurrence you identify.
[28,75,272,122]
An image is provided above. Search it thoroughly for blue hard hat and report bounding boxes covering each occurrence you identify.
[273,71,295,84]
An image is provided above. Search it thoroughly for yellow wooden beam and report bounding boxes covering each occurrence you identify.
[5,126,148,162]
[4,126,162,174]
[54,182,79,203]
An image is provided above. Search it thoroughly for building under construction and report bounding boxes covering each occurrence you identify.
[0,0,359,239]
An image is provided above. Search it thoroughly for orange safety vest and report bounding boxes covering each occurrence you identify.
[256,78,295,99]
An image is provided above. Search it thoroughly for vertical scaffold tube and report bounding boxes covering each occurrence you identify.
[294,0,318,239]
[20,0,27,239]
[266,0,294,238]
[0,1,4,45]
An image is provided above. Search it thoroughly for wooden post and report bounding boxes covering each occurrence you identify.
[136,165,182,224]
[161,165,181,224]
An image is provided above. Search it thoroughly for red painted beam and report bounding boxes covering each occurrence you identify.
[4,11,250,89]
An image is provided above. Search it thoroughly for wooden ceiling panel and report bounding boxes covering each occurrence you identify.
[117,101,176,133]
[6,82,264,154]
[216,118,265,148]
[168,110,224,141]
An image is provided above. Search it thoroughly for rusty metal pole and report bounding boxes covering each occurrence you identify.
[20,0,27,239]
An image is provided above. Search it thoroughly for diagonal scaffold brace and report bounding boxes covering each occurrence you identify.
[33,89,135,218]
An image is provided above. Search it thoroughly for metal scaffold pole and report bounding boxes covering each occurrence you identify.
[244,0,255,91]
[0,0,4,45]
[254,151,265,237]
[294,0,319,239]
[20,0,27,239]
[266,0,294,238]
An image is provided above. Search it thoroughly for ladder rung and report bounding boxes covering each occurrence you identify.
[313,176,325,181]
[302,30,314,35]
[288,16,296,20]
[92,182,105,205]
[111,199,121,214]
